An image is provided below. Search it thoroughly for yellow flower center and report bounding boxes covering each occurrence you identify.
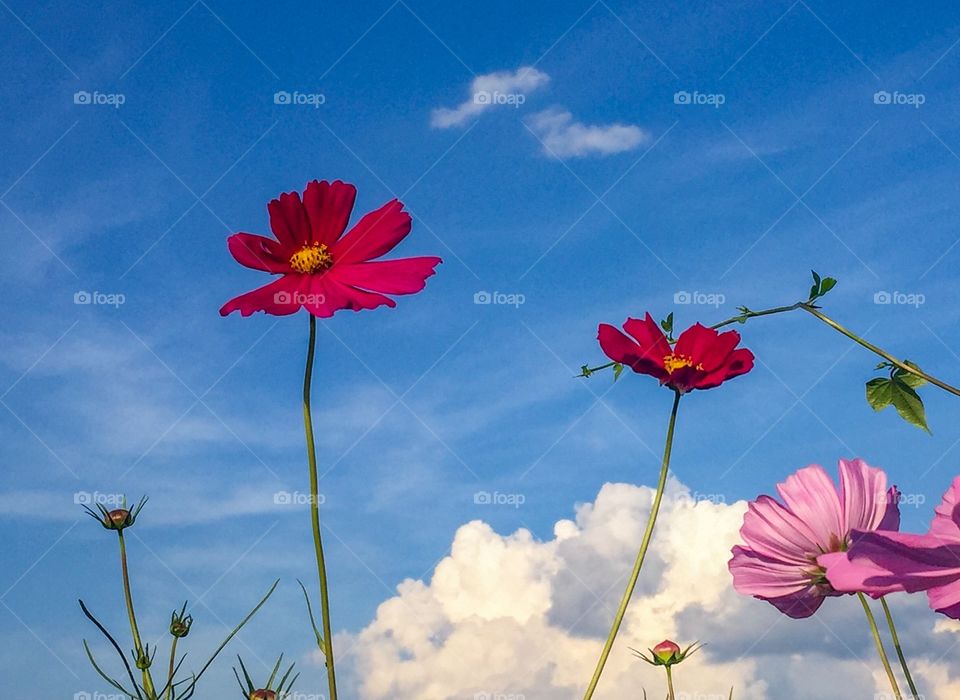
[289,244,333,274]
[663,353,702,374]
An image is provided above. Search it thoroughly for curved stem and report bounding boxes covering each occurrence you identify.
[880,596,919,698]
[665,666,676,700]
[303,314,338,700]
[583,390,682,699]
[799,304,960,396]
[858,592,902,700]
[118,531,156,698]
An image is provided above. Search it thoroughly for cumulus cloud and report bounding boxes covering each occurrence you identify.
[340,480,960,699]
[431,67,549,129]
[527,108,648,158]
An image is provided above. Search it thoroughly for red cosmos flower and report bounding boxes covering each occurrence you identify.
[220,180,442,317]
[598,313,754,393]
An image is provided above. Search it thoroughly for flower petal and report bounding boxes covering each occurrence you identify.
[739,494,821,564]
[674,324,739,371]
[333,199,412,264]
[219,275,306,317]
[598,323,667,378]
[838,458,898,534]
[729,546,825,618]
[303,179,357,246]
[622,313,672,359]
[268,190,312,248]
[301,273,396,318]
[227,233,290,273]
[692,348,755,390]
[775,465,844,551]
[930,476,960,542]
[332,257,442,295]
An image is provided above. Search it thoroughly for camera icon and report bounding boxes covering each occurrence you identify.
[73,90,91,105]
[473,90,491,105]
[473,694,491,700]
[73,491,92,505]
[274,491,292,505]
[74,290,91,304]
[473,291,492,305]
[473,491,492,505]
[274,90,292,105]
[673,290,691,304]
[873,90,891,105]
[673,90,691,105]
[273,291,293,305]
[74,693,92,700]
[873,290,891,304]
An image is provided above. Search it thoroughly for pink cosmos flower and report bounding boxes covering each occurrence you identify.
[728,458,900,618]
[821,477,960,619]
[220,180,442,318]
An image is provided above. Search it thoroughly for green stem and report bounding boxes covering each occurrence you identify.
[303,314,338,700]
[858,592,902,700]
[583,390,682,700]
[164,637,177,700]
[798,304,960,396]
[880,596,919,698]
[665,666,676,700]
[117,531,156,699]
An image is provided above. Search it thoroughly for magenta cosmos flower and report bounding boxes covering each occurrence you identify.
[598,313,754,393]
[728,458,900,618]
[822,477,960,619]
[220,180,441,317]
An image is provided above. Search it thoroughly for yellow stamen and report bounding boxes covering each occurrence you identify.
[663,354,703,374]
[289,244,333,274]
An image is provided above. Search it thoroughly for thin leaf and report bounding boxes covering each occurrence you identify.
[297,579,326,654]
[175,579,278,700]
[79,600,145,700]
[613,363,624,382]
[83,640,138,698]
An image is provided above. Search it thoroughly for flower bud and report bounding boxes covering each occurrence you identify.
[134,647,153,670]
[170,602,192,638]
[653,639,681,664]
[250,691,277,700]
[105,508,133,530]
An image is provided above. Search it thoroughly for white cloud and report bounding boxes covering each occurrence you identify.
[431,67,549,129]
[339,480,960,699]
[527,108,648,158]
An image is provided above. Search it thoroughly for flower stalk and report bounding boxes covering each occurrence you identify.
[880,596,919,698]
[303,314,338,700]
[117,531,156,698]
[583,390,682,699]
[858,592,902,700]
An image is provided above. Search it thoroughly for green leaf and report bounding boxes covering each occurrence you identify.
[819,277,837,296]
[613,363,624,382]
[893,360,927,389]
[865,377,894,411]
[890,379,931,433]
[660,311,674,334]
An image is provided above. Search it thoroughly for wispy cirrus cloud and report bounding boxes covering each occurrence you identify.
[430,66,550,129]
[527,107,648,158]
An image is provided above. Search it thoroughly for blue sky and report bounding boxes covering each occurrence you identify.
[3,1,960,697]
